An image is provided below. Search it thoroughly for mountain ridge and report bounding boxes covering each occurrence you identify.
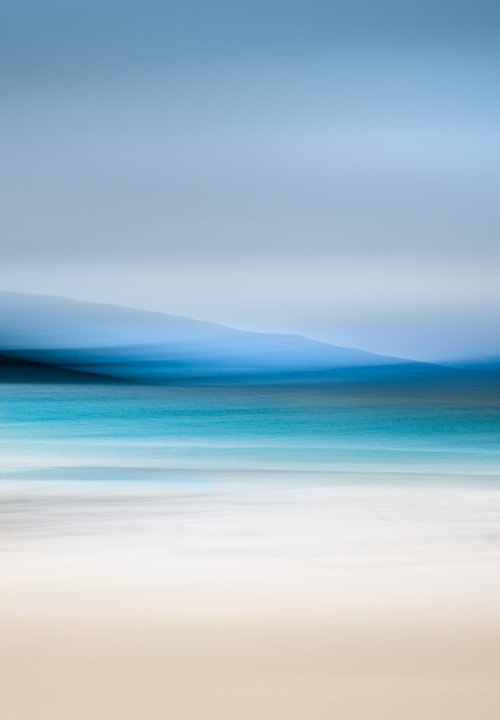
[0,289,404,360]
[0,291,491,385]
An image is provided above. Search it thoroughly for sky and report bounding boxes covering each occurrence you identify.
[1,0,499,361]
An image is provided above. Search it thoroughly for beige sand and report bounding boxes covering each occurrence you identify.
[1,480,500,719]
[2,614,500,720]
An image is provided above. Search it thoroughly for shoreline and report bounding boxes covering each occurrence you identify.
[1,479,500,718]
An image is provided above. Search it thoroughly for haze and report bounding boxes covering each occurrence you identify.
[1,0,499,361]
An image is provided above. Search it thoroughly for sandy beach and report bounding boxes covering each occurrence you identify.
[2,616,500,720]
[2,0,500,713]
[1,480,500,719]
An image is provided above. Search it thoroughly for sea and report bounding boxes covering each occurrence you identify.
[1,381,499,485]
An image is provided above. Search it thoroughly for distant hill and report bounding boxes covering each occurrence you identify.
[1,291,493,386]
[0,353,108,383]
[0,291,411,383]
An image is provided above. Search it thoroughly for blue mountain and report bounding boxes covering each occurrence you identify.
[0,291,478,385]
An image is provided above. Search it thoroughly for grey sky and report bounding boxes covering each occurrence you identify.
[1,0,499,360]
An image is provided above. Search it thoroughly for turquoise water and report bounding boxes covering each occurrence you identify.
[1,382,499,484]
